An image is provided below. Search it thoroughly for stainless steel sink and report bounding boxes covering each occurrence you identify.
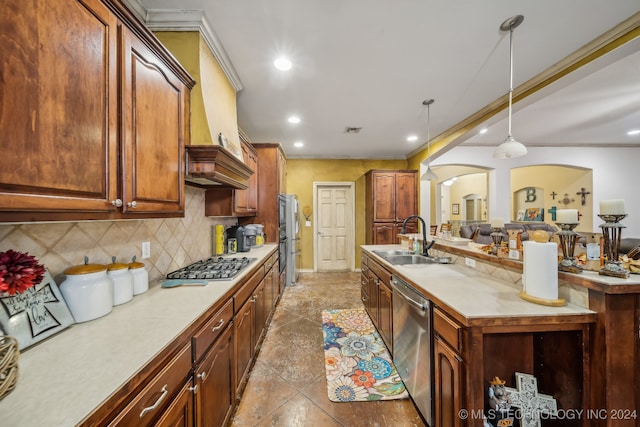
[383,254,451,265]
[372,249,415,257]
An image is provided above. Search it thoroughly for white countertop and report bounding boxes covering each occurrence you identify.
[0,245,277,427]
[362,245,594,323]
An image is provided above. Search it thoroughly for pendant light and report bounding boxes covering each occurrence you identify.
[493,15,527,159]
[421,98,438,181]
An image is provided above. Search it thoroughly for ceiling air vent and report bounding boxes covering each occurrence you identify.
[344,127,362,133]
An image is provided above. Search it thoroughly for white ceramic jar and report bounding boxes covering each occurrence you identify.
[107,261,134,306]
[129,259,149,295]
[60,263,113,323]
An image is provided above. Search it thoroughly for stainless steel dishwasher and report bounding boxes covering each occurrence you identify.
[391,275,433,427]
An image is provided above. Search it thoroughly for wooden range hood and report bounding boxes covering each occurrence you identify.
[184,145,253,189]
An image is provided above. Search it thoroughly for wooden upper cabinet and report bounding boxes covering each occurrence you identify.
[120,26,187,216]
[0,0,193,222]
[0,0,119,219]
[371,172,396,222]
[395,172,418,222]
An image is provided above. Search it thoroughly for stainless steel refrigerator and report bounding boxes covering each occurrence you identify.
[282,194,301,286]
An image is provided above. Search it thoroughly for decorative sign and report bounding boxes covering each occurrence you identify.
[0,270,74,349]
[506,372,558,427]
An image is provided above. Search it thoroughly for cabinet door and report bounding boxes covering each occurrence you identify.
[278,149,287,195]
[0,0,119,218]
[378,281,393,352]
[368,276,380,328]
[154,379,194,427]
[372,223,397,245]
[121,27,186,215]
[434,336,464,427]
[234,297,254,392]
[395,172,417,221]
[371,172,396,222]
[234,141,258,215]
[195,325,234,427]
[253,280,267,351]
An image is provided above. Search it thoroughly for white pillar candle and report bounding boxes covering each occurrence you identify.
[490,217,504,228]
[600,199,625,215]
[556,209,578,224]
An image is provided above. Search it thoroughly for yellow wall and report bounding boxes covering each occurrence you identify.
[511,165,593,232]
[155,32,241,152]
[449,173,487,221]
[286,159,410,269]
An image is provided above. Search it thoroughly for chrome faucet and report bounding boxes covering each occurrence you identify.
[401,215,435,257]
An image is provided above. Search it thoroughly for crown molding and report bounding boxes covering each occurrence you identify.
[140,8,243,92]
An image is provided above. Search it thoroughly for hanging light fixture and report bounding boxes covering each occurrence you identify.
[494,15,527,159]
[421,98,438,181]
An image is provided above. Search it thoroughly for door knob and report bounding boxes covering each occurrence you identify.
[127,201,137,208]
[111,199,123,207]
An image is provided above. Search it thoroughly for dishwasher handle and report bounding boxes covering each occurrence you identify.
[392,278,428,313]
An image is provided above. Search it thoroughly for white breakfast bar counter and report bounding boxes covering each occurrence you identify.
[0,245,278,427]
[362,244,596,325]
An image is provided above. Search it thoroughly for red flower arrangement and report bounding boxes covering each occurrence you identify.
[0,250,46,296]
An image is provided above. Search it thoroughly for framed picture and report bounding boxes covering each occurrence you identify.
[452,203,460,215]
[524,207,544,222]
[0,269,74,349]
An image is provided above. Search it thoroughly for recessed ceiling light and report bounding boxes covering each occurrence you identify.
[294,141,304,148]
[627,129,640,136]
[274,57,292,71]
[288,116,301,124]
[479,128,488,134]
[407,135,418,142]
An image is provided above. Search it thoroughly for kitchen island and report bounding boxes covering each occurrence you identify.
[362,244,596,427]
[0,244,279,427]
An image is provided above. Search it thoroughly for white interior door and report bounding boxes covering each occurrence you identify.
[314,182,355,272]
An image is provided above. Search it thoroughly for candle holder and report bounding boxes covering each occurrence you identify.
[598,213,630,278]
[490,227,505,255]
[555,222,582,273]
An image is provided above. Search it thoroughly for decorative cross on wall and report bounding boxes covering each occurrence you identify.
[576,187,591,206]
[559,193,574,206]
[550,191,558,200]
[505,372,558,427]
[547,206,557,221]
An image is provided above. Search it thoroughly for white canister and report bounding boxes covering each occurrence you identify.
[60,263,113,323]
[129,259,149,295]
[107,261,134,306]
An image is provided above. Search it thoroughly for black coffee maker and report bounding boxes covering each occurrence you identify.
[226,226,250,252]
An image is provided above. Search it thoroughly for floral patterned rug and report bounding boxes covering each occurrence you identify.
[322,308,408,402]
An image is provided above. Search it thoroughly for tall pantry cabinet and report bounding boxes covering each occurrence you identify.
[365,170,418,245]
[238,143,286,244]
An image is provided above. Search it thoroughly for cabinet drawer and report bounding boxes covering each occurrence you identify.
[109,344,191,427]
[192,299,233,363]
[433,307,462,353]
[234,264,264,314]
[368,258,391,286]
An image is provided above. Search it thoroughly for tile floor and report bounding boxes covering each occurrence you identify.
[229,272,426,427]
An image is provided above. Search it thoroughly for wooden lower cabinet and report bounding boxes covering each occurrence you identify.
[108,344,192,427]
[434,335,464,427]
[234,296,254,393]
[154,379,195,427]
[378,280,393,352]
[194,325,234,427]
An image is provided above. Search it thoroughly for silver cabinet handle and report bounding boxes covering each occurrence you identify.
[189,384,198,394]
[127,201,137,208]
[111,199,123,207]
[211,319,225,332]
[139,384,168,418]
[198,371,207,381]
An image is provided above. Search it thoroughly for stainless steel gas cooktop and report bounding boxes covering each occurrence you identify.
[166,257,255,281]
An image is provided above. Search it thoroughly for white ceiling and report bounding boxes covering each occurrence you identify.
[137,0,640,159]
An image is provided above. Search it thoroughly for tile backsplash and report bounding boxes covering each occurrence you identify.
[0,186,236,284]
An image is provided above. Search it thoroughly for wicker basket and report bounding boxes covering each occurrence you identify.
[0,335,19,400]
